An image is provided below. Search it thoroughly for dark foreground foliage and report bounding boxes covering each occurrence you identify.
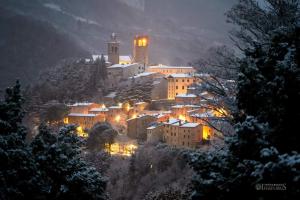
[0,81,107,200]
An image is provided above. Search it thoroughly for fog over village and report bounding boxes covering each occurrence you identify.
[0,0,299,200]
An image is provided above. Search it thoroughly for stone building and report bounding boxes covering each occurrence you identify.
[162,119,203,148]
[127,114,157,141]
[147,65,195,75]
[67,113,105,130]
[68,103,100,114]
[165,74,198,100]
[133,35,149,67]
[175,94,200,104]
[107,33,120,65]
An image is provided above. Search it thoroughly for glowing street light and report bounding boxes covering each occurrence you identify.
[115,115,121,122]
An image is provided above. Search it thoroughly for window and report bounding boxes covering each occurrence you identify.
[184,135,185,138]
[187,79,190,82]
[176,93,178,96]
[182,142,185,145]
[182,86,184,90]
[176,86,178,90]
[182,79,184,82]
[176,79,178,82]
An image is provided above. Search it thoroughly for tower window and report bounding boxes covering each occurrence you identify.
[182,86,184,89]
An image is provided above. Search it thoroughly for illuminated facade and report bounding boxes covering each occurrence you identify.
[171,104,201,121]
[163,119,203,148]
[165,74,197,100]
[133,35,149,67]
[147,65,195,75]
[67,113,105,130]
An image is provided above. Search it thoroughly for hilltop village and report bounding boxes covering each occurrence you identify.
[64,33,230,155]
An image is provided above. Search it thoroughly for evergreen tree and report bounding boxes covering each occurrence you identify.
[0,81,108,199]
[189,1,300,199]
[100,54,107,79]
[237,26,300,152]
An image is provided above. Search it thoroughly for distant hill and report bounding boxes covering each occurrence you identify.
[0,0,237,88]
[0,7,89,88]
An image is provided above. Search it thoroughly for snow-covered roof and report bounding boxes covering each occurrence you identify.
[147,126,157,130]
[167,74,192,78]
[149,65,194,69]
[105,92,117,98]
[68,113,98,117]
[109,106,122,109]
[172,104,201,109]
[191,111,215,118]
[135,101,146,105]
[92,55,107,61]
[176,94,197,98]
[194,73,210,77]
[107,63,138,69]
[164,118,200,128]
[164,118,181,125]
[89,108,109,112]
[130,72,157,79]
[68,102,93,107]
[180,123,199,128]
[92,55,132,62]
[119,55,132,62]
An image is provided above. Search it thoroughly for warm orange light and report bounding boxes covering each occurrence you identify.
[179,115,186,121]
[138,39,143,46]
[142,38,147,46]
[132,113,137,119]
[106,143,137,156]
[63,117,68,124]
[118,103,123,108]
[77,126,83,133]
[101,104,106,109]
[203,126,211,140]
[76,126,88,138]
[115,115,121,122]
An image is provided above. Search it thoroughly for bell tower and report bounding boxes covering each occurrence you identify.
[133,35,149,68]
[107,33,120,65]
